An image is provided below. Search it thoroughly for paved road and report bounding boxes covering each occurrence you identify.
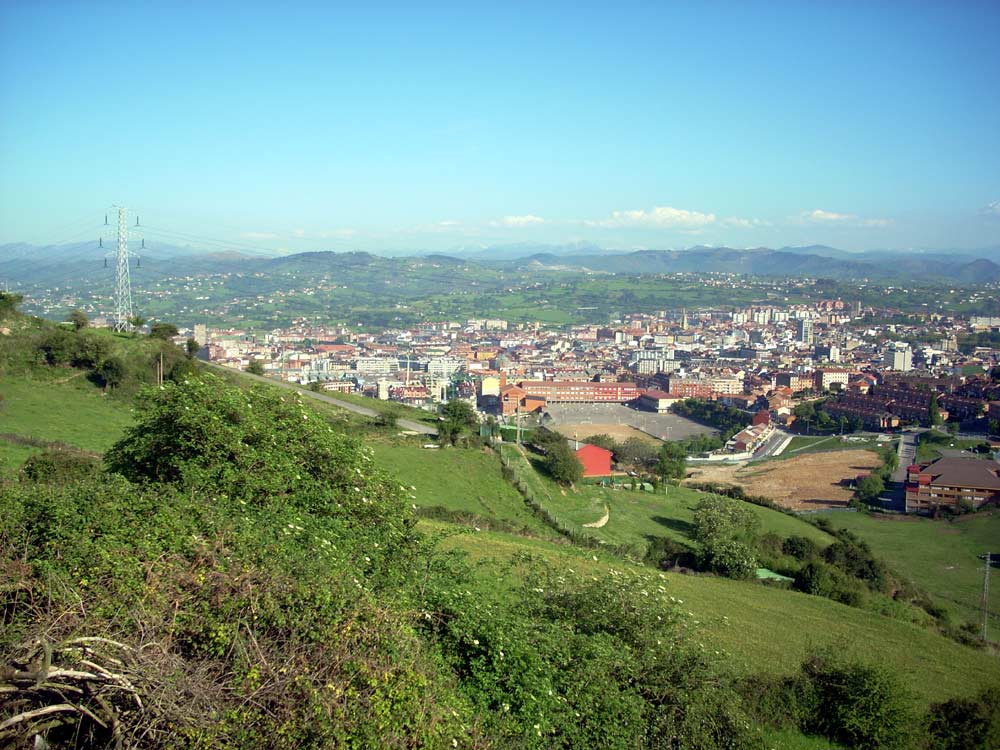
[205,363,438,436]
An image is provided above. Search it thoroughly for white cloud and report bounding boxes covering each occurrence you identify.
[289,228,357,239]
[588,205,717,228]
[241,231,279,240]
[722,217,769,228]
[499,214,545,227]
[982,200,1000,217]
[802,209,891,228]
[806,209,854,222]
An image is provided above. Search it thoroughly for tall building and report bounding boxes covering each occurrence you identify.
[886,342,913,372]
[796,318,813,345]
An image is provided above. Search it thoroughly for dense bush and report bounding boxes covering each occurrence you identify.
[925,685,1000,750]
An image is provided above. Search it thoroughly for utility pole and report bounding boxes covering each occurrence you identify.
[981,553,993,642]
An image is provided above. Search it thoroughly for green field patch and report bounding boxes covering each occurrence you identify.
[424,520,1000,708]
[0,374,134,454]
[505,446,831,556]
[820,510,1000,628]
[372,444,558,539]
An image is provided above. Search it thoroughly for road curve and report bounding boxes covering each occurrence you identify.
[204,362,438,436]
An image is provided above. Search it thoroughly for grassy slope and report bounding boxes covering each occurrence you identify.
[506,445,832,555]
[0,372,135,470]
[781,434,883,457]
[423,520,1000,708]
[820,510,1000,627]
[371,443,558,538]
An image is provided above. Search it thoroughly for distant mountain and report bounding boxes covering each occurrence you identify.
[4,241,1000,289]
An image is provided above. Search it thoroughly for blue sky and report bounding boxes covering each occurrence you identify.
[1,1,999,254]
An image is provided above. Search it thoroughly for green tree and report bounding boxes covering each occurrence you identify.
[855,472,885,504]
[246,359,266,375]
[66,308,89,331]
[150,322,180,340]
[95,356,127,389]
[692,495,760,579]
[438,398,477,446]
[545,440,583,485]
[186,337,201,358]
[128,315,147,332]
[656,441,687,482]
[794,402,816,434]
[929,393,943,426]
[0,291,23,319]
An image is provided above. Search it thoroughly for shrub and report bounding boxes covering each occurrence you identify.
[19,449,100,485]
[925,685,1000,750]
[800,652,915,749]
[782,534,819,560]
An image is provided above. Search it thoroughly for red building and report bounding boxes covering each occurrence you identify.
[517,380,639,404]
[576,444,613,477]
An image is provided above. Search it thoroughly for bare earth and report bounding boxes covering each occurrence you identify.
[684,449,880,510]
[553,423,661,445]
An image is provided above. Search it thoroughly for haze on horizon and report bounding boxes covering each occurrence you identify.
[1,1,998,256]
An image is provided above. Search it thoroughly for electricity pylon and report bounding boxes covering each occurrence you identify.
[103,205,141,332]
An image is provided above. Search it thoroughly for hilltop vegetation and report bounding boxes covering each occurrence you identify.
[2,296,999,749]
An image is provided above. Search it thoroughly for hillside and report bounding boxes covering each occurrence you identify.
[2,303,998,749]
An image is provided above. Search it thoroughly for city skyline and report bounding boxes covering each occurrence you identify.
[1,1,998,253]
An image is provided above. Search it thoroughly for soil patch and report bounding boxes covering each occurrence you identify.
[684,450,881,511]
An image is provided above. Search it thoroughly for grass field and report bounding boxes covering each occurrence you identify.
[782,434,883,457]
[915,430,991,463]
[0,373,135,470]
[819,510,1000,628]
[505,446,832,556]
[371,444,559,538]
[425,520,1000,708]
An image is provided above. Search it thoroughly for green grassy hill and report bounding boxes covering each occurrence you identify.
[504,444,832,556]
[3,317,999,748]
[820,510,1000,629]
[0,372,134,469]
[429,519,1000,707]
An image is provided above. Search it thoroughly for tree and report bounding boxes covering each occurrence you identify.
[246,359,265,375]
[656,441,687,482]
[794,402,816,434]
[989,419,1000,437]
[854,473,885,504]
[128,315,147,332]
[95,356,127,390]
[928,393,943,426]
[546,441,583,485]
[186,338,201,358]
[692,495,760,579]
[615,437,657,467]
[150,322,180,340]
[440,398,477,429]
[0,291,23,319]
[947,421,960,436]
[67,309,89,331]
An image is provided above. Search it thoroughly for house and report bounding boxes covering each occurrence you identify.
[576,444,613,478]
[637,389,678,413]
[904,457,1000,514]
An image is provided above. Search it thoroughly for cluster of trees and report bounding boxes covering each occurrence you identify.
[853,444,899,506]
[576,433,688,482]
[437,398,478,446]
[672,398,748,441]
[691,495,761,579]
[798,401,865,434]
[530,427,584,485]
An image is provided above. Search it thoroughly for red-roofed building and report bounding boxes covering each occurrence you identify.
[576,444,613,478]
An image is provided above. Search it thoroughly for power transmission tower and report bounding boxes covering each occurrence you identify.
[103,205,141,332]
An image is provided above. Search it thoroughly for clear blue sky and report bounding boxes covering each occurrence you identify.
[1,1,998,254]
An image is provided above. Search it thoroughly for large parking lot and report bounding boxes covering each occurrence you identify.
[543,402,715,442]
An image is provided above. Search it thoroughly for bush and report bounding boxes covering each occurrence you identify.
[925,685,1000,750]
[800,652,915,749]
[20,449,100,485]
[782,535,819,560]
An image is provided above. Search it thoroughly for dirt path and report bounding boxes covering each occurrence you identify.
[685,449,880,511]
[583,505,610,528]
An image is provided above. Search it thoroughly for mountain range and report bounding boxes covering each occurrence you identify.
[3,241,1000,288]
